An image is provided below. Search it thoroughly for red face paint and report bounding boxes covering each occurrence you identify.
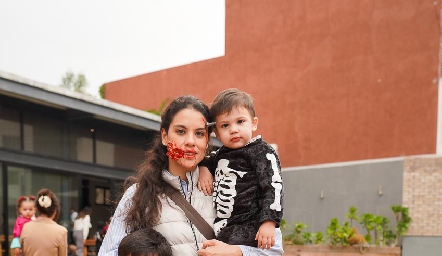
[166,141,185,161]
[166,141,198,167]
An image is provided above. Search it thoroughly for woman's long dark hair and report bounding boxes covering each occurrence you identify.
[124,95,212,232]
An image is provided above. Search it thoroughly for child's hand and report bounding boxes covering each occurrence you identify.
[255,220,276,250]
[198,166,213,196]
[13,248,22,256]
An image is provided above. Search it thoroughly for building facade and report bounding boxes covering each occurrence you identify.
[103,0,440,168]
[0,71,161,255]
[102,1,442,255]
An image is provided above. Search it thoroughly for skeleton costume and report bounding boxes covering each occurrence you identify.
[203,136,284,247]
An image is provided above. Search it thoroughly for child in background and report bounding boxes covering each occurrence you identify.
[102,217,111,237]
[117,228,172,256]
[10,195,36,256]
[198,88,284,253]
[68,244,77,256]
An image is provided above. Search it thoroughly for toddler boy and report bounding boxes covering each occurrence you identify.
[199,88,284,252]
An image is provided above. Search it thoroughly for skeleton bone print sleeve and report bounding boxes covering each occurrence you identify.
[252,142,284,226]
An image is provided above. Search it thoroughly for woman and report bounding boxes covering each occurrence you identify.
[99,95,216,256]
[98,95,274,256]
[73,207,92,256]
[20,188,67,256]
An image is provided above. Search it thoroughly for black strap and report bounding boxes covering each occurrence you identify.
[164,186,216,240]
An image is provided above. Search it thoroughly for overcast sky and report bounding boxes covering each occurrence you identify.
[0,1,225,96]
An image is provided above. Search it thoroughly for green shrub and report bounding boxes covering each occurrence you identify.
[283,205,411,247]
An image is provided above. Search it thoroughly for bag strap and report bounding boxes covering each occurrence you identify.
[164,186,216,240]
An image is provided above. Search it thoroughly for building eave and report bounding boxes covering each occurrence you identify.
[0,71,161,131]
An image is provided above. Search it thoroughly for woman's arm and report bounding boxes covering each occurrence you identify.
[198,240,242,256]
[198,229,284,256]
[98,185,136,256]
[198,242,281,256]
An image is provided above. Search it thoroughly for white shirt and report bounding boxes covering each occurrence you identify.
[73,215,91,239]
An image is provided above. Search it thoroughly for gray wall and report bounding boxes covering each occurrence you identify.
[402,236,442,256]
[281,158,404,235]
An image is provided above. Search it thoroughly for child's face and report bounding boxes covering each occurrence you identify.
[19,201,36,219]
[214,106,258,149]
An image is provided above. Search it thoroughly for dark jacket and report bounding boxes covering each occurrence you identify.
[203,136,284,247]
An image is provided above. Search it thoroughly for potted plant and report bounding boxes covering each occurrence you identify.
[282,205,410,256]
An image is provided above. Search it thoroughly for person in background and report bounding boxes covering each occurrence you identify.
[68,244,77,256]
[70,208,78,224]
[20,188,67,256]
[102,217,111,238]
[69,208,78,244]
[73,206,91,256]
[95,220,106,254]
[10,195,36,256]
[117,228,172,256]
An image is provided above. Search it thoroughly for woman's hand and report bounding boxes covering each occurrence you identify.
[197,166,214,196]
[197,239,242,256]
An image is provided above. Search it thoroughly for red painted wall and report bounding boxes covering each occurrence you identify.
[105,0,440,167]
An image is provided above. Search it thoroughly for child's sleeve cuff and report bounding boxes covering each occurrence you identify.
[10,237,21,248]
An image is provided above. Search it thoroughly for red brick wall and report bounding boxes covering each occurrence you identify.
[105,0,439,167]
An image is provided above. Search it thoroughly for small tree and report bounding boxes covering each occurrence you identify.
[346,206,359,227]
[293,222,307,245]
[60,71,88,93]
[359,213,375,244]
[146,98,170,116]
[372,215,389,246]
[99,84,106,98]
[313,231,325,245]
[326,218,353,246]
[302,231,313,245]
[391,205,411,246]
[326,218,340,246]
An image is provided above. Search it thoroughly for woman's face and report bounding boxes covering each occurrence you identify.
[161,108,209,175]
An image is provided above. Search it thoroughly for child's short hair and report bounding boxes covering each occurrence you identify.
[118,228,172,256]
[210,88,256,119]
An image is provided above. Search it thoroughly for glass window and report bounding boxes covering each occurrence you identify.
[0,161,4,251]
[23,112,63,158]
[69,122,93,163]
[95,127,146,170]
[0,106,21,150]
[7,165,78,238]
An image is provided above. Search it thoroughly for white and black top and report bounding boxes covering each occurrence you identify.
[203,136,284,247]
